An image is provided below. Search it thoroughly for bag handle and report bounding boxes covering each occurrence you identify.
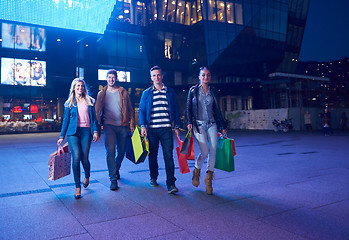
[177,135,182,143]
[57,145,64,155]
[176,135,184,148]
[218,132,228,139]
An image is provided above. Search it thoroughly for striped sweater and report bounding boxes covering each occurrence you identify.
[150,87,171,128]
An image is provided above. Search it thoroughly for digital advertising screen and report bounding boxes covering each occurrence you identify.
[1,57,47,87]
[1,23,46,51]
[0,0,115,34]
[98,69,130,82]
[23,115,32,120]
[2,115,10,120]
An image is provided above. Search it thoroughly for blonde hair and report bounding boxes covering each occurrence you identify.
[65,78,93,108]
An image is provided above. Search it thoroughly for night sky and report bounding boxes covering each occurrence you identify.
[299,0,349,62]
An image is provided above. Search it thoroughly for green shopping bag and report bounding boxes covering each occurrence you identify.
[130,126,149,164]
[214,137,235,172]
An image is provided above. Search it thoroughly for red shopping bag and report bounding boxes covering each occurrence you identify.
[176,136,190,174]
[218,132,236,156]
[180,131,195,160]
[48,143,71,180]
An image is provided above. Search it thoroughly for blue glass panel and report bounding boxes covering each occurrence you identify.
[273,1,281,33]
[0,0,115,34]
[266,4,274,32]
[218,30,227,50]
[117,32,127,57]
[260,6,267,30]
[280,2,288,35]
[243,0,252,25]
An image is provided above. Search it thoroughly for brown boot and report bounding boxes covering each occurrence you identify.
[192,167,200,187]
[204,171,214,195]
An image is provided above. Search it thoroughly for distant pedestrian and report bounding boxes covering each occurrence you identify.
[304,111,312,131]
[186,67,227,195]
[339,112,347,130]
[139,66,181,194]
[321,108,332,136]
[57,78,99,199]
[95,69,135,191]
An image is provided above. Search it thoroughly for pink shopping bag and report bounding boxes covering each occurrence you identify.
[48,143,71,180]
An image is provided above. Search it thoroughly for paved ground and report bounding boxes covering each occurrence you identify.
[0,130,348,240]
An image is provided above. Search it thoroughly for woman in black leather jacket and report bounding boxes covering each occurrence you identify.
[186,67,226,195]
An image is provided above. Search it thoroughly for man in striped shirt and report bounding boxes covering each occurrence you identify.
[139,66,181,194]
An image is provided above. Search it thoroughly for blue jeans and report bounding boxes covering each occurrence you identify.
[67,127,92,188]
[104,125,128,181]
[193,121,218,172]
[147,127,176,188]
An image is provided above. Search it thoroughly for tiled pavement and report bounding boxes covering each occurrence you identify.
[0,130,348,240]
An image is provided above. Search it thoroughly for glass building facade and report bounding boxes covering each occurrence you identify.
[96,0,311,110]
[0,0,316,131]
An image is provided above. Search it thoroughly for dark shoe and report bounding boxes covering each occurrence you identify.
[83,178,89,188]
[75,188,81,199]
[110,180,118,191]
[150,179,158,187]
[74,194,81,199]
[116,171,121,180]
[168,185,178,194]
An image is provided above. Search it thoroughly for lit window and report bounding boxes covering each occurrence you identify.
[226,3,233,23]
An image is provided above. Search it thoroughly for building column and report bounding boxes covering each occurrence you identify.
[0,97,3,117]
[57,98,64,121]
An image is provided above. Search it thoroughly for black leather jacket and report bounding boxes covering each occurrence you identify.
[186,84,226,133]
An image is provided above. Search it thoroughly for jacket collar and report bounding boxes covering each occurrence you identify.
[152,84,167,92]
[103,85,123,92]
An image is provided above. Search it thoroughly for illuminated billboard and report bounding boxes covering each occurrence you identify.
[1,57,47,87]
[98,69,130,82]
[1,23,46,51]
[0,0,115,34]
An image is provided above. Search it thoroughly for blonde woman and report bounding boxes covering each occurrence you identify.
[57,78,99,199]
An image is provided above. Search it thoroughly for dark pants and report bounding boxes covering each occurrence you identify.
[147,127,176,189]
[323,126,333,136]
[104,125,128,181]
[305,124,312,131]
[67,127,92,188]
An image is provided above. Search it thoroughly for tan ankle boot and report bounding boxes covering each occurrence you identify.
[204,171,214,195]
[192,167,200,187]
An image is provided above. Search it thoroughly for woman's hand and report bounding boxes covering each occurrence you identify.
[57,138,63,146]
[93,132,99,142]
[187,124,192,131]
[174,128,180,138]
[222,129,227,136]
